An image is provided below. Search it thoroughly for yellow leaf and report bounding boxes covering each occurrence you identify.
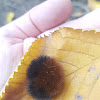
[1,27,100,100]
[88,0,100,11]
[6,12,15,23]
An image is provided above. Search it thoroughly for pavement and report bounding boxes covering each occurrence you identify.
[0,0,90,27]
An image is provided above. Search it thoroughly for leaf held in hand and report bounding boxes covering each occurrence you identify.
[1,28,100,100]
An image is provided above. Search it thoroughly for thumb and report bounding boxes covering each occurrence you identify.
[23,37,36,55]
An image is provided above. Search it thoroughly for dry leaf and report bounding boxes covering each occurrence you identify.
[1,27,100,100]
[88,0,100,11]
[72,12,84,18]
[6,12,15,23]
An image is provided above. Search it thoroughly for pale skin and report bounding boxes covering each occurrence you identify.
[0,0,100,92]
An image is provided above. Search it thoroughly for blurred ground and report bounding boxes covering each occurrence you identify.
[0,0,90,27]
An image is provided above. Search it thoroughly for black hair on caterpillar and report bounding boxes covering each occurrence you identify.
[26,56,65,100]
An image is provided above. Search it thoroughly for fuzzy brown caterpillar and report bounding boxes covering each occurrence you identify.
[27,56,65,100]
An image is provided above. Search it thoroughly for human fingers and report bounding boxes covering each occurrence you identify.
[0,0,72,39]
[64,8,100,29]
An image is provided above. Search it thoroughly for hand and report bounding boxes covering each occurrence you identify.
[0,0,100,92]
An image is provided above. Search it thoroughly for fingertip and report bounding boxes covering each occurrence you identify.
[30,0,73,32]
[14,0,73,37]
[2,0,73,38]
